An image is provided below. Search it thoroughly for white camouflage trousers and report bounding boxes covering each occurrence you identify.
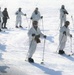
[28,40,37,58]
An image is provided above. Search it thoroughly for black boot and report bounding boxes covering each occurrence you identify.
[28,58,34,63]
[4,27,7,29]
[58,50,65,54]
[2,23,4,29]
[19,25,23,28]
[0,29,2,32]
[16,26,18,28]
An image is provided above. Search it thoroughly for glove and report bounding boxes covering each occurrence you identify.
[44,35,46,38]
[32,34,35,36]
[70,34,72,37]
[41,16,43,19]
[30,17,32,19]
[24,14,26,16]
[63,11,68,14]
[63,31,66,35]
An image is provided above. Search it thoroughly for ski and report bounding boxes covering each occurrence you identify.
[54,52,73,57]
[0,30,5,32]
[59,53,70,57]
[68,53,74,56]
[25,59,45,65]
[59,53,74,56]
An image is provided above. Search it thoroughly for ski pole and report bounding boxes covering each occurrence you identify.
[25,16,31,30]
[41,38,46,64]
[25,16,30,29]
[71,15,74,28]
[70,37,72,53]
[25,16,29,25]
[68,37,73,56]
[41,18,44,32]
[27,20,31,31]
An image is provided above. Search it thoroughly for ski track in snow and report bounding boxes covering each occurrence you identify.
[0,0,74,75]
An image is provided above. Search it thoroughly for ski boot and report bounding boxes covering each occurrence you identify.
[19,25,23,28]
[28,58,34,63]
[16,26,19,28]
[58,50,65,55]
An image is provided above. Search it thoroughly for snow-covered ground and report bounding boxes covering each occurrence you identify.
[0,0,74,75]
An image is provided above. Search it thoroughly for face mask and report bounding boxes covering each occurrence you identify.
[35,10,38,14]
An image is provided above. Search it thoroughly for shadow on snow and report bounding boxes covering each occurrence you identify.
[0,66,10,73]
[46,36,54,43]
[0,44,6,60]
[0,44,6,52]
[31,63,62,75]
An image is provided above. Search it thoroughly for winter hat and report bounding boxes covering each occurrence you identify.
[61,5,65,9]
